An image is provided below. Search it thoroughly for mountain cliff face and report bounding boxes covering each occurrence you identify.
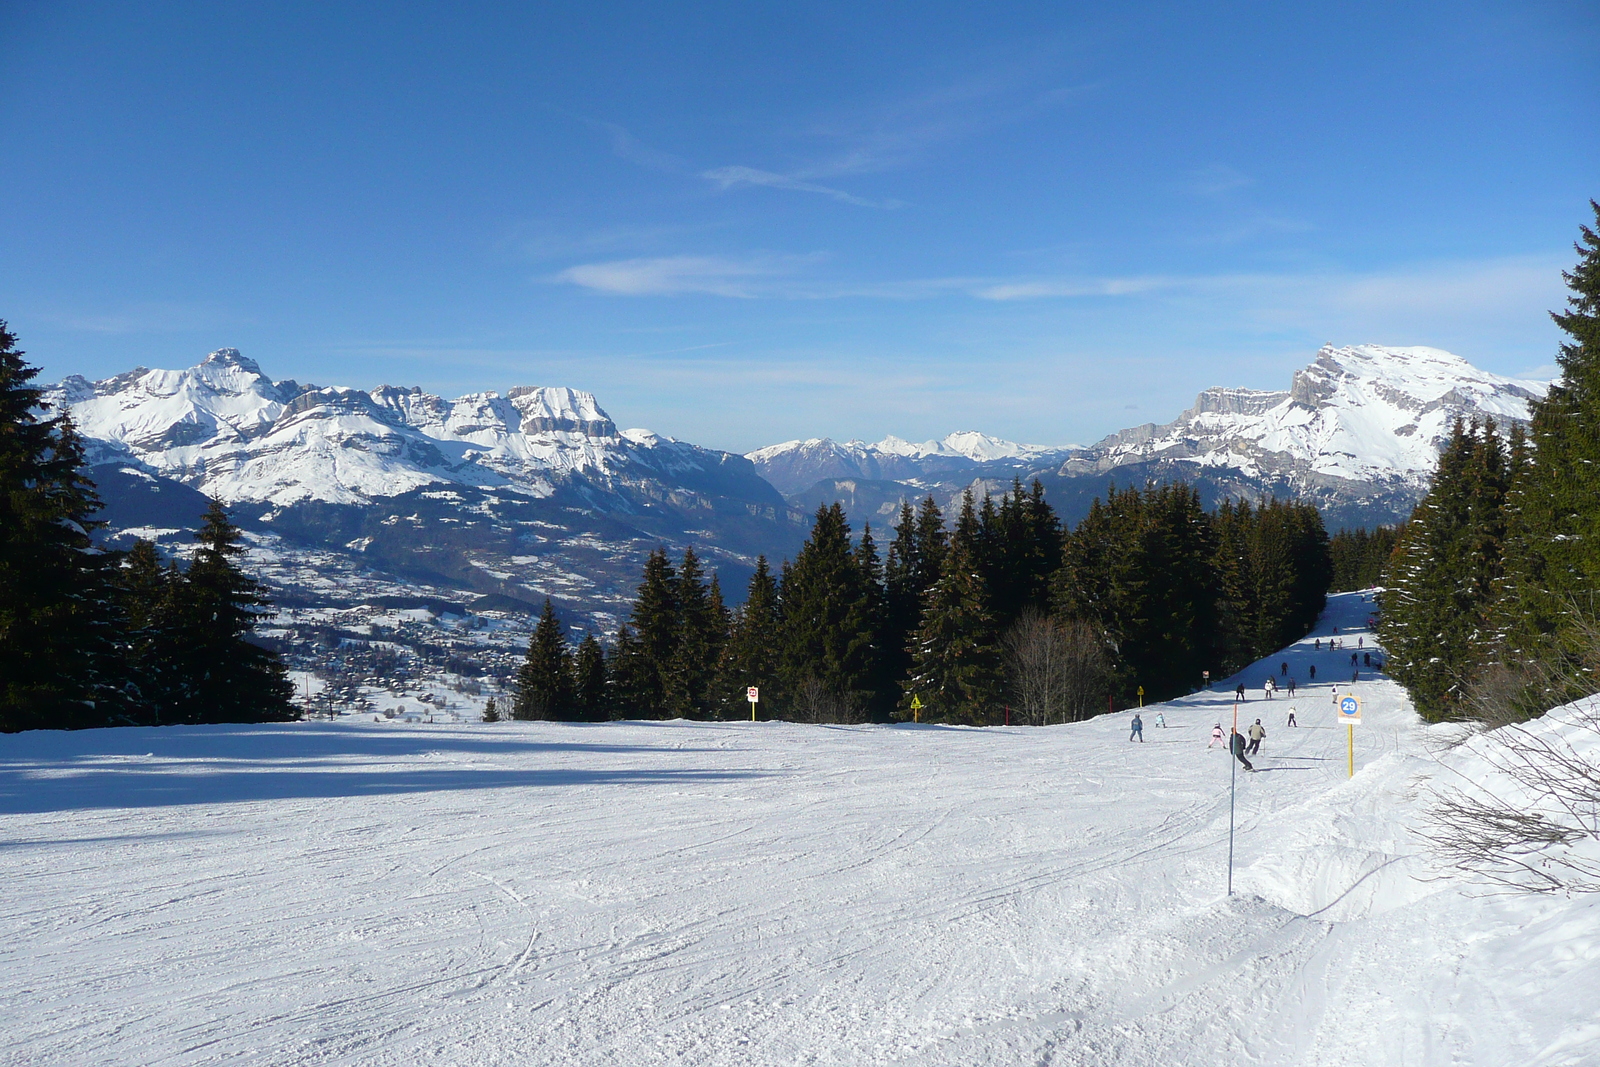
[48,351,807,644]
[751,344,1548,530]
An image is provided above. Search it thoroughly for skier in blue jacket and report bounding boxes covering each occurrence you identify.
[1130,713,1144,742]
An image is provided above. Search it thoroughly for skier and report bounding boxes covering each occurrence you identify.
[1351,652,1358,667]
[1287,677,1296,696]
[1154,712,1166,729]
[1363,652,1371,667]
[1359,636,1364,648]
[1247,719,1266,755]
[1209,723,1225,748]
[1264,677,1275,700]
[1287,707,1298,727]
[1315,638,1321,651]
[1309,664,1317,681]
[1280,661,1288,676]
[1230,729,1254,772]
[1130,713,1144,742]
[1235,682,1247,701]
[1352,668,1359,683]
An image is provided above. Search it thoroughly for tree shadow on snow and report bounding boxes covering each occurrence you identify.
[0,724,768,814]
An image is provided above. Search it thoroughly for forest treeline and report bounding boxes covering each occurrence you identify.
[0,324,295,732]
[1380,202,1600,722]
[520,479,1333,726]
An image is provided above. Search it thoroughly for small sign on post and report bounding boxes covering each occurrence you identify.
[1137,685,1145,708]
[910,695,923,723]
[1338,695,1361,778]
[747,686,759,721]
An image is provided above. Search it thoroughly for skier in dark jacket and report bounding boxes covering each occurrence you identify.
[1230,729,1254,772]
[1309,664,1316,681]
[1235,682,1247,701]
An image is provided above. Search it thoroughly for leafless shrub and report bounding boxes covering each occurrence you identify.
[1420,601,1600,892]
[1419,699,1600,893]
[789,676,866,724]
[1003,609,1111,726]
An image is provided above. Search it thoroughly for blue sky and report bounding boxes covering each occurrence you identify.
[3,2,1595,452]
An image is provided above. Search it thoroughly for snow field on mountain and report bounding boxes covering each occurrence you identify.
[2,593,1595,1066]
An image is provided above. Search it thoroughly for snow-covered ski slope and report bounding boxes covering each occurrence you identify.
[2,592,1596,1066]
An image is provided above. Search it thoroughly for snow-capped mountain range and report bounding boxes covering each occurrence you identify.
[44,341,1546,675]
[46,350,804,655]
[52,348,750,509]
[750,344,1548,529]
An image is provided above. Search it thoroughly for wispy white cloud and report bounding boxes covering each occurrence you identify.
[973,276,1174,301]
[701,165,904,209]
[552,254,823,297]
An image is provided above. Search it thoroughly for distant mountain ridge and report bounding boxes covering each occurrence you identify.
[46,350,806,634]
[749,344,1548,530]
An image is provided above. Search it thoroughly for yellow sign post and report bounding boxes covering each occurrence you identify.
[910,695,923,723]
[1337,695,1362,778]
[1137,685,1144,708]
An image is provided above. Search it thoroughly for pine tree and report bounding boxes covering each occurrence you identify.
[515,598,575,720]
[573,633,607,721]
[617,549,678,717]
[1499,202,1600,678]
[1381,420,1511,718]
[606,623,652,718]
[0,321,125,731]
[165,500,296,723]
[483,695,501,722]
[905,529,1003,723]
[664,548,727,718]
[1053,483,1215,704]
[716,557,781,718]
[883,498,943,707]
[114,539,185,723]
[778,504,876,718]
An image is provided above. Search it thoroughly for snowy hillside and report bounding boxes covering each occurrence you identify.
[2,592,1594,1066]
[753,344,1548,529]
[1076,344,1547,489]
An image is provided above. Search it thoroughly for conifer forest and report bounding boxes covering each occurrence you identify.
[516,481,1333,726]
[1381,202,1600,721]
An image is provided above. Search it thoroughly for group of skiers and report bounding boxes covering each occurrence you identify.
[1128,623,1376,771]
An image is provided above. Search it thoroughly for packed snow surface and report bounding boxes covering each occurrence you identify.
[3,593,1595,1066]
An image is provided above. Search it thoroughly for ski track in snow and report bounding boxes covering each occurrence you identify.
[2,593,1596,1066]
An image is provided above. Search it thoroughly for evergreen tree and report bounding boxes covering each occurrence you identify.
[573,633,607,721]
[1499,201,1600,676]
[1329,525,1404,592]
[167,500,295,723]
[883,498,943,706]
[852,523,892,715]
[0,321,125,731]
[1053,483,1216,704]
[606,622,652,718]
[663,548,728,718]
[905,528,1003,723]
[114,539,185,723]
[1381,420,1511,718]
[716,557,781,718]
[778,504,876,716]
[515,598,575,720]
[616,549,678,717]
[482,695,501,722]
